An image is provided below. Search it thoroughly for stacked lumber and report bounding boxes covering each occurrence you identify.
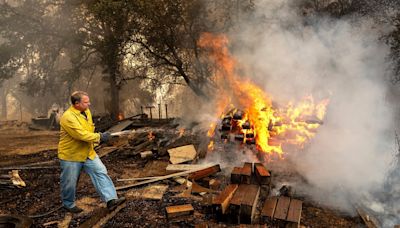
[230,162,270,186]
[260,196,302,227]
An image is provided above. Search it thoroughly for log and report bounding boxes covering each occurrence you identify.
[166,204,194,219]
[240,184,260,224]
[254,163,271,185]
[212,184,238,216]
[188,165,221,181]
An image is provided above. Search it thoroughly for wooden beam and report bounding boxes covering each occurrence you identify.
[273,197,291,220]
[231,167,242,184]
[286,199,302,226]
[240,184,260,224]
[188,165,221,181]
[261,196,278,221]
[212,184,238,216]
[228,184,248,224]
[241,163,252,184]
[254,163,271,185]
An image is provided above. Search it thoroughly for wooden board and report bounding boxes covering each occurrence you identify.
[240,184,260,224]
[167,145,197,164]
[254,163,271,185]
[166,164,211,171]
[273,197,291,220]
[231,167,242,184]
[126,184,168,200]
[106,120,133,133]
[286,199,302,224]
[212,184,238,215]
[188,165,221,180]
[166,204,194,219]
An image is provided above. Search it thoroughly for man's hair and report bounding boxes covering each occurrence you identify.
[70,91,88,105]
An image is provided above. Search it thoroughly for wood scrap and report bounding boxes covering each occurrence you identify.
[167,145,197,164]
[166,204,194,219]
[79,202,126,228]
[166,164,211,171]
[213,184,238,215]
[126,184,168,200]
[356,206,380,228]
[188,164,221,180]
[140,151,153,158]
[191,182,217,194]
[116,165,214,191]
[231,167,242,184]
[286,199,302,225]
[274,196,291,220]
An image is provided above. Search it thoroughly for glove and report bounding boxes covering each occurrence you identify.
[100,132,111,143]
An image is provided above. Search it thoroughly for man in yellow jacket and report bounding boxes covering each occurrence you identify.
[58,91,125,213]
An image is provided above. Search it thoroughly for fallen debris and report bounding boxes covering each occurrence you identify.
[166,204,194,219]
[188,164,221,180]
[166,164,211,171]
[116,165,216,191]
[167,145,197,164]
[126,184,168,200]
[79,203,127,228]
[213,184,238,216]
[0,170,26,188]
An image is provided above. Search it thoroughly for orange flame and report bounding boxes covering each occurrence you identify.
[178,128,185,137]
[199,33,329,158]
[148,131,155,141]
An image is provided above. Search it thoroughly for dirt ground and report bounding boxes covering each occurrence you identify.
[0,121,362,227]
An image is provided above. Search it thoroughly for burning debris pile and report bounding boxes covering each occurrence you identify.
[200,33,329,159]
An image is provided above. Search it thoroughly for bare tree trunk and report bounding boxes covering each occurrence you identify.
[0,87,7,120]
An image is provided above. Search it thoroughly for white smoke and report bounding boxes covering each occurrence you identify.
[226,0,398,226]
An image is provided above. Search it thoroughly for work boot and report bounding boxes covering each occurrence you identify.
[107,197,126,211]
[63,205,83,213]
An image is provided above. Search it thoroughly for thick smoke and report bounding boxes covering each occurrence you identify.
[227,0,397,225]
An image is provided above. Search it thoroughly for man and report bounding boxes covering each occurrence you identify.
[58,91,125,213]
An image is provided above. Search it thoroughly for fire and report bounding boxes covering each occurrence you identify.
[199,33,329,157]
[117,112,124,121]
[148,131,155,141]
[178,128,185,137]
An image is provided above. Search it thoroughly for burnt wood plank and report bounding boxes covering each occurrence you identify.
[188,165,221,180]
[273,197,291,220]
[212,184,239,216]
[241,163,252,184]
[231,167,242,184]
[286,199,302,224]
[254,163,271,185]
[166,204,194,219]
[240,184,260,224]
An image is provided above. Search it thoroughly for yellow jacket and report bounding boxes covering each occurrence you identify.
[58,106,100,162]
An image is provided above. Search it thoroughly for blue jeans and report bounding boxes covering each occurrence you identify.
[60,156,118,208]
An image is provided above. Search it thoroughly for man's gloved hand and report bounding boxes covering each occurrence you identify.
[100,132,111,143]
